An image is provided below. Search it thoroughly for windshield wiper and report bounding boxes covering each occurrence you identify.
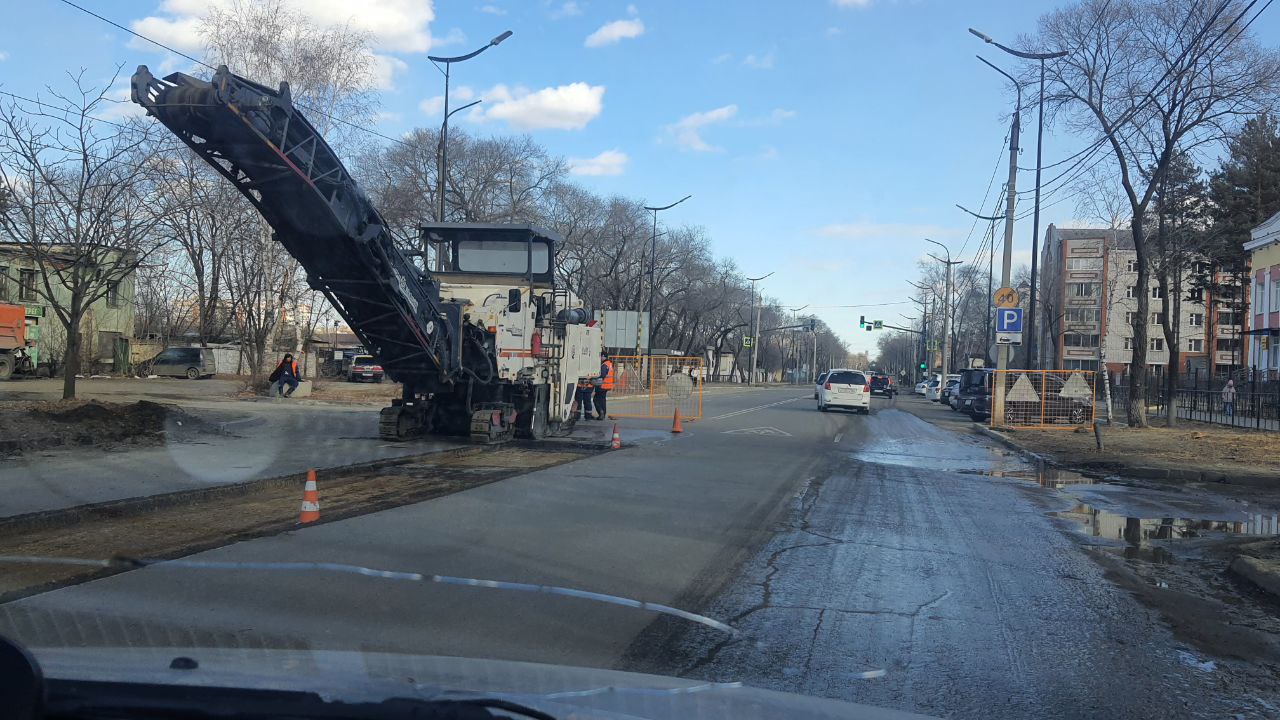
[46,679,558,720]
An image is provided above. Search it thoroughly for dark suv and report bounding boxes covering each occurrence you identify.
[869,373,896,397]
[956,368,993,419]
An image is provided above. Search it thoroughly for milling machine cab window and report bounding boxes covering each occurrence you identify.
[419,224,557,286]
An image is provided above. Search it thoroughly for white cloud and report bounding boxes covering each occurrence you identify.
[711,52,732,64]
[740,107,796,127]
[815,222,960,240]
[375,110,403,124]
[99,80,149,121]
[368,53,409,91]
[130,0,439,56]
[473,83,606,130]
[826,26,843,36]
[626,3,638,14]
[479,4,507,15]
[434,27,467,47]
[552,1,583,17]
[0,51,9,61]
[666,104,738,152]
[418,85,478,116]
[758,145,779,160]
[584,18,645,48]
[569,149,628,176]
[742,49,775,69]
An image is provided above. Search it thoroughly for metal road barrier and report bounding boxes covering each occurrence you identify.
[993,370,1096,429]
[607,355,704,419]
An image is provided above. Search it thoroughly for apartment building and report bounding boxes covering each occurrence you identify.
[1039,225,1245,382]
[1247,210,1280,378]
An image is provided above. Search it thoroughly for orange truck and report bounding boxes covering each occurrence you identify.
[0,302,35,380]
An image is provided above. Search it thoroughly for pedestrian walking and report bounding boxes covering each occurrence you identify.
[1221,379,1236,417]
[574,376,595,421]
[593,353,613,420]
[269,353,301,397]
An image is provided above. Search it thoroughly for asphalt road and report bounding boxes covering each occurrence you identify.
[5,387,1278,718]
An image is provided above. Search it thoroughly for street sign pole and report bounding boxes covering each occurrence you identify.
[993,108,1020,428]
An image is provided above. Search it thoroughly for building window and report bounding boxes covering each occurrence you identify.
[106,281,120,308]
[1272,280,1280,312]
[1063,333,1100,348]
[1189,287,1204,302]
[1189,312,1204,327]
[1151,285,1165,299]
[1150,337,1164,351]
[18,269,36,302]
[1218,311,1240,327]
[1151,312,1164,325]
[0,266,8,302]
[1255,281,1266,311]
[1065,307,1101,323]
[1126,259,1139,272]
[1125,311,1137,324]
[1187,338,1203,353]
[1126,285,1138,298]
[1068,282,1097,298]
[1123,337,1133,350]
[1067,257,1101,271]
[1216,338,1241,352]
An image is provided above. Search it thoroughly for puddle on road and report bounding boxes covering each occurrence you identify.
[957,463,1095,489]
[1053,500,1280,557]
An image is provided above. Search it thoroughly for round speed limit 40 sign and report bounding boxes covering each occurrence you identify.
[993,286,1021,308]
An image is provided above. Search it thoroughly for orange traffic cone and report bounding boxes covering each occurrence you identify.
[611,423,622,450]
[671,407,684,433]
[299,469,320,523]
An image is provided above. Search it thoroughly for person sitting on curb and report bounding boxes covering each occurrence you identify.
[269,353,300,397]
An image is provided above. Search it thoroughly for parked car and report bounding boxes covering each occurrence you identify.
[140,346,217,379]
[914,380,929,395]
[817,368,871,414]
[347,354,384,383]
[869,373,896,397]
[814,371,829,399]
[938,376,961,404]
[956,368,994,416]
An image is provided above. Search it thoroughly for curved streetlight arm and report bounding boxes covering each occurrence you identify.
[976,55,1021,112]
[429,30,514,64]
[747,272,774,282]
[644,194,693,212]
[955,203,1005,221]
[925,238,952,263]
[969,27,1067,61]
[446,99,481,120]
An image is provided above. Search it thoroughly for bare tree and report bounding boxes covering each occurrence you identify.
[0,71,177,398]
[1035,0,1280,425]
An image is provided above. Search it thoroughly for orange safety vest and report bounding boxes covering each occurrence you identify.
[600,359,614,390]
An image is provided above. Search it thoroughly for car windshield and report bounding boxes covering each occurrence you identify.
[4,4,1279,719]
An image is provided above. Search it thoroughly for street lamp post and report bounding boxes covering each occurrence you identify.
[970,29,1067,370]
[976,54,1022,426]
[957,204,1006,360]
[927,239,962,388]
[642,195,692,356]
[429,29,513,264]
[747,272,774,386]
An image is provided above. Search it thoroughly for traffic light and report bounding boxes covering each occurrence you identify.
[859,315,865,328]
[919,362,927,370]
[808,318,817,332]
[865,325,873,332]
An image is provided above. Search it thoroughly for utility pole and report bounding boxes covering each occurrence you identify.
[642,195,692,356]
[927,239,962,387]
[978,54,1021,427]
[747,272,773,385]
[956,204,1005,363]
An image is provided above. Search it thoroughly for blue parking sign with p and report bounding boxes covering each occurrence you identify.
[997,308,1023,333]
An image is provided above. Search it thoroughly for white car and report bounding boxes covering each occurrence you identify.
[914,380,929,395]
[817,368,871,414]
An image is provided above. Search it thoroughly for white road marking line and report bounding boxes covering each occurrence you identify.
[706,395,805,421]
[833,432,843,444]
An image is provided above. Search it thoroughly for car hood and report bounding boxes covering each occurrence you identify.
[33,646,934,720]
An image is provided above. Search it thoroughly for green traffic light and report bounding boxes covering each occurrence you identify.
[919,363,927,370]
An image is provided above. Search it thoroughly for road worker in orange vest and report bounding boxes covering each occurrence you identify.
[593,352,614,420]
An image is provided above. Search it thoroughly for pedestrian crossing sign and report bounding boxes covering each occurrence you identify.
[1007,373,1040,402]
[1059,373,1092,399]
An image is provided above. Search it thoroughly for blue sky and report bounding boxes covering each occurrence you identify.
[4,1,1277,356]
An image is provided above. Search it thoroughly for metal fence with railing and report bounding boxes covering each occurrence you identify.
[993,370,1096,428]
[1111,381,1280,431]
[606,355,704,420]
